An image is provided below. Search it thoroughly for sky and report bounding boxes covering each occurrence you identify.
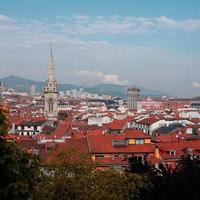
[0,0,200,97]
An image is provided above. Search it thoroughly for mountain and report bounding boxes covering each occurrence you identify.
[0,75,168,97]
[85,84,168,97]
[0,75,80,92]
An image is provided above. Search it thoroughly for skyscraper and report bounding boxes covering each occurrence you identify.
[29,84,36,96]
[127,87,140,111]
[44,44,58,121]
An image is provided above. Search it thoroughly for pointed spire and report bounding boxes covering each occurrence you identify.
[47,42,56,82]
[50,42,53,57]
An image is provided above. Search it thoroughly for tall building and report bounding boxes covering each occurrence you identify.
[29,84,36,96]
[127,87,140,111]
[44,45,58,121]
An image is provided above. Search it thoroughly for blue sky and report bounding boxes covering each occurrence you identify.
[0,0,200,97]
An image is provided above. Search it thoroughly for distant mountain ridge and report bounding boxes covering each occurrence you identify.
[0,75,80,92]
[0,75,168,97]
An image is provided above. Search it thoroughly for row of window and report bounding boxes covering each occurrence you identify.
[169,148,193,156]
[17,126,38,130]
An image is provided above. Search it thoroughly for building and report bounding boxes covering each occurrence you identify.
[29,84,36,96]
[87,130,154,170]
[127,87,140,111]
[44,45,58,121]
[191,99,200,110]
[14,119,45,136]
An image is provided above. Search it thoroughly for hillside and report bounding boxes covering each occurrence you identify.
[0,75,168,97]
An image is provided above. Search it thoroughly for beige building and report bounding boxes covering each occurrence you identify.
[44,45,58,121]
[127,87,140,111]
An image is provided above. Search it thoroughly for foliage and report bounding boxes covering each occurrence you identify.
[0,104,40,200]
[0,104,10,136]
[34,150,146,200]
[141,156,200,200]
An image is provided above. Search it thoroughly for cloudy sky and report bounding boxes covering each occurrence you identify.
[0,0,200,97]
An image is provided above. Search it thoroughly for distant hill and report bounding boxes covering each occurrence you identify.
[0,75,168,97]
[0,75,80,92]
[85,84,168,97]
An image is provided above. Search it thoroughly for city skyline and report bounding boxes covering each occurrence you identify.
[0,0,200,97]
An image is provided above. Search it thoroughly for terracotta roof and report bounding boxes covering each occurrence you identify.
[57,137,89,153]
[95,157,128,165]
[155,140,200,158]
[87,134,154,154]
[137,116,161,125]
[107,119,127,130]
[123,130,151,139]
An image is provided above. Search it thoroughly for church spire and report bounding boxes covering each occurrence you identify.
[45,43,57,92]
[47,43,56,82]
[50,42,53,57]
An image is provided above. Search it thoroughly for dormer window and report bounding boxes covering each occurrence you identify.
[170,150,176,156]
[135,139,144,144]
[187,148,193,155]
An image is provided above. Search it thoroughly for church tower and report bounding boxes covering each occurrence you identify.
[44,44,58,121]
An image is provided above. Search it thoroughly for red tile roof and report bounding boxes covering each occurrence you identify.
[57,137,89,153]
[137,116,161,125]
[106,119,127,130]
[95,157,128,165]
[155,140,200,158]
[87,134,154,154]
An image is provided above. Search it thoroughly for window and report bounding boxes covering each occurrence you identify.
[135,139,144,144]
[170,150,176,156]
[95,154,104,158]
[48,98,54,112]
[187,148,193,155]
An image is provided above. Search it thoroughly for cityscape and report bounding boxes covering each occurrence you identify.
[0,1,200,200]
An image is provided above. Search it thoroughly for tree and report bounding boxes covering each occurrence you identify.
[142,156,200,200]
[34,149,146,200]
[0,104,40,200]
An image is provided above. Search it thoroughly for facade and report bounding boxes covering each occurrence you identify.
[87,130,154,170]
[29,84,36,96]
[14,120,45,136]
[127,87,140,111]
[44,45,58,121]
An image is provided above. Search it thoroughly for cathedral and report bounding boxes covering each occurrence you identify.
[44,45,58,121]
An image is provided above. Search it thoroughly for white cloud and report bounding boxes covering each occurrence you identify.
[193,82,200,89]
[77,70,128,85]
[0,14,200,39]
[180,19,200,31]
[0,14,200,96]
[0,15,13,22]
[156,16,177,29]
[67,15,200,35]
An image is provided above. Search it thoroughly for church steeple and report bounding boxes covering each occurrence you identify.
[44,44,58,121]
[45,44,57,92]
[48,43,54,80]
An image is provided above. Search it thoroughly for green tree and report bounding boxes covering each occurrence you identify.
[34,149,146,200]
[142,156,200,200]
[0,104,40,200]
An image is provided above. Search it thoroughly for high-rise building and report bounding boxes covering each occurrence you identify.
[0,82,6,92]
[29,84,36,96]
[127,87,140,111]
[44,45,58,121]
